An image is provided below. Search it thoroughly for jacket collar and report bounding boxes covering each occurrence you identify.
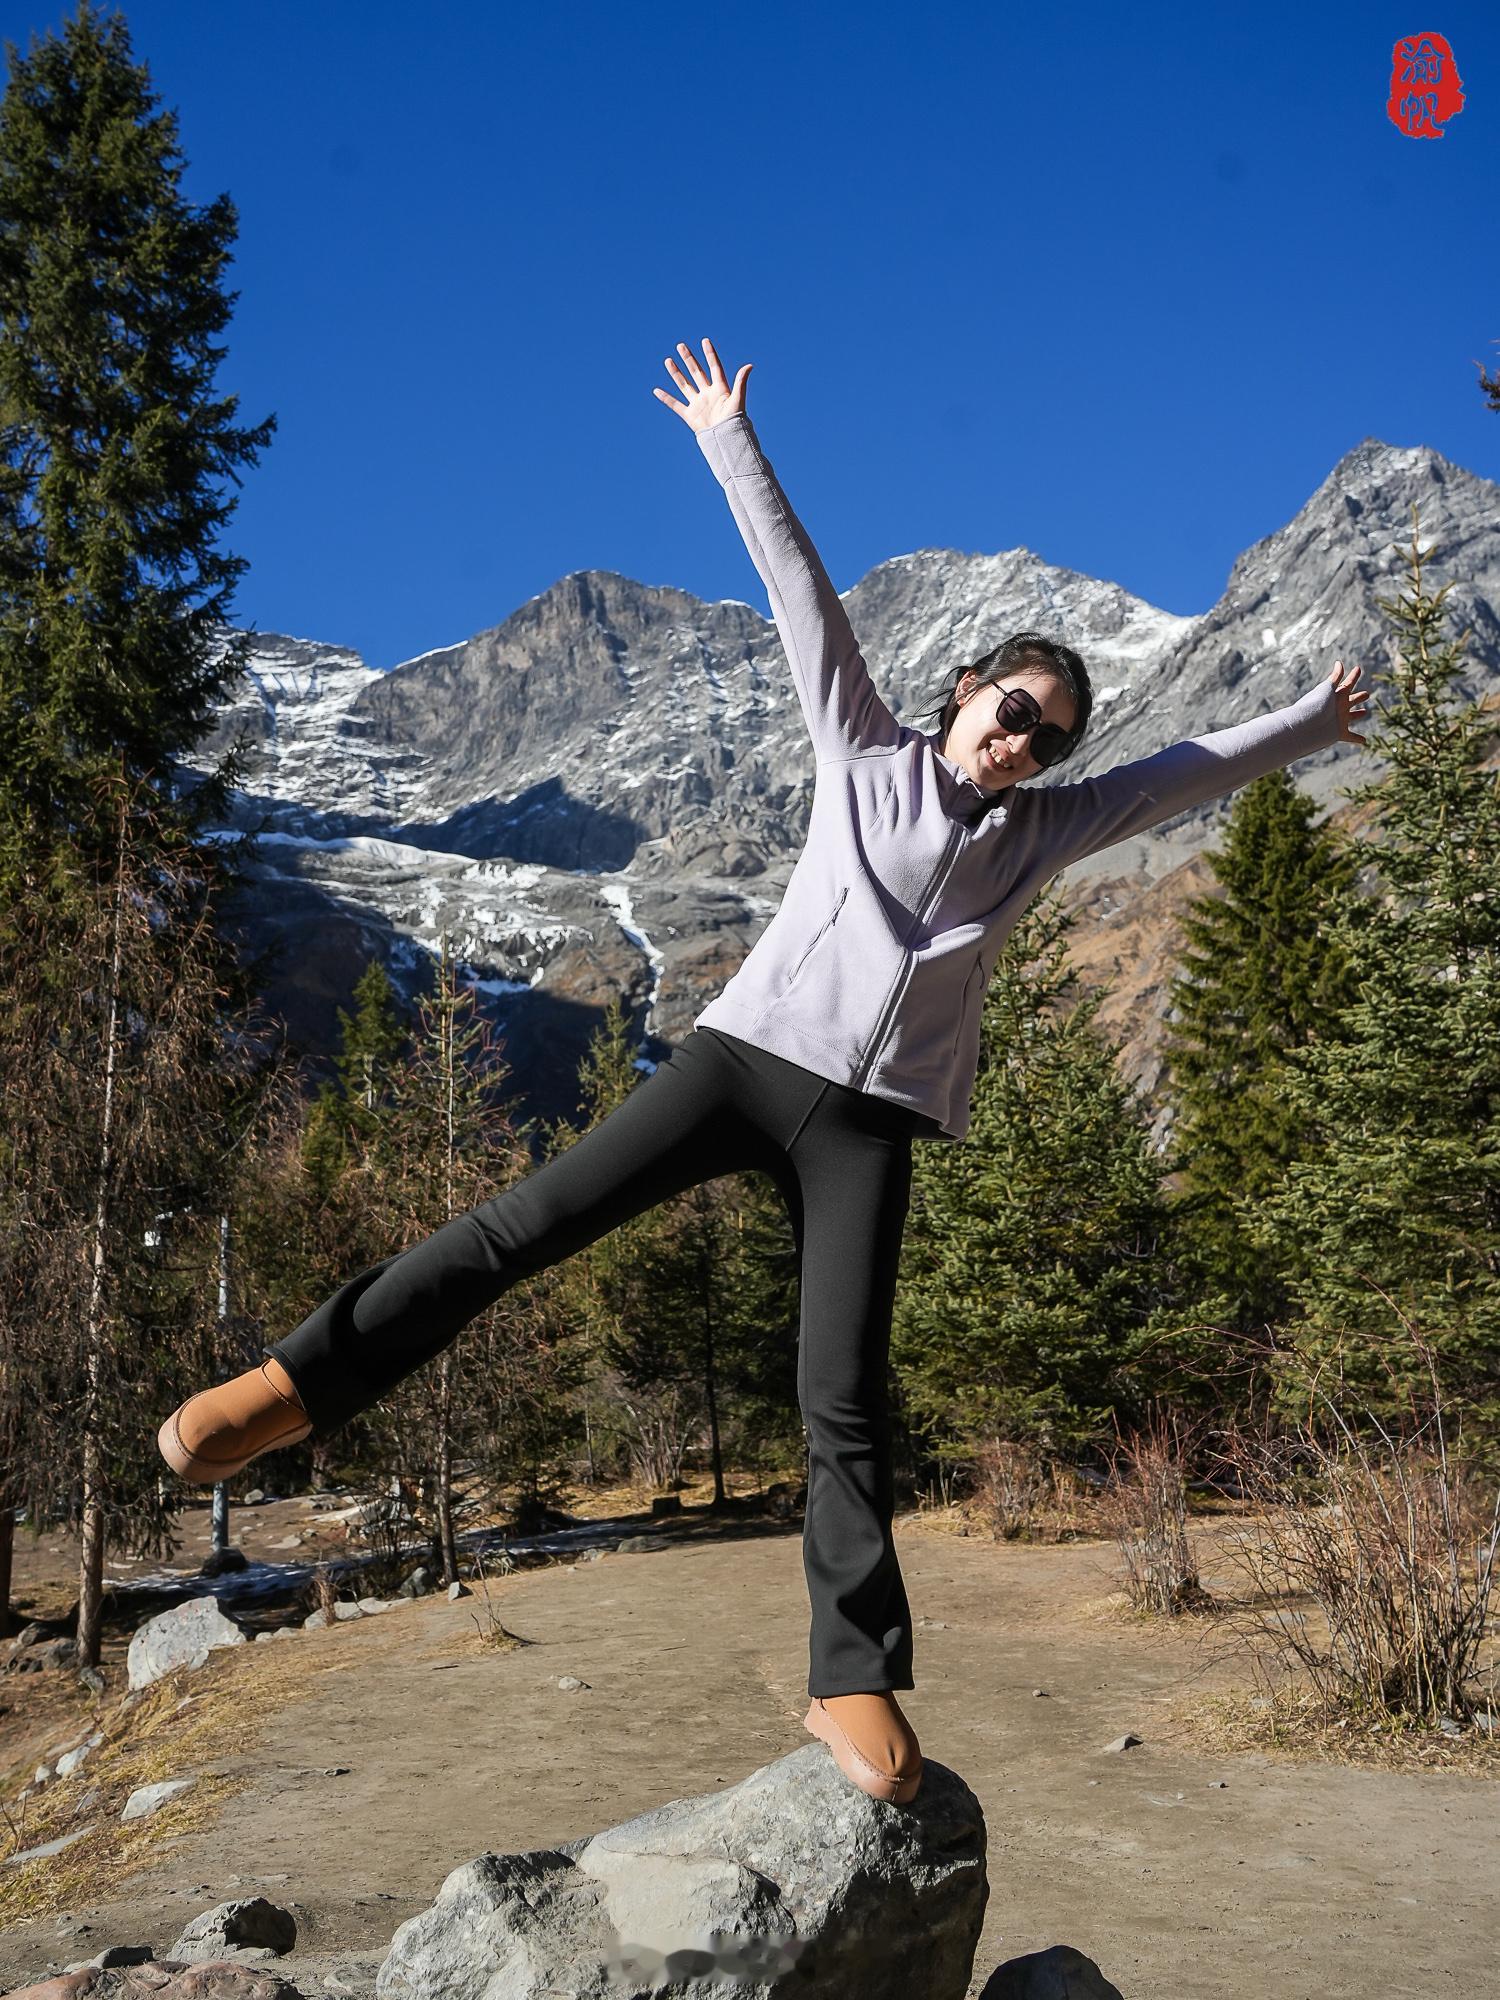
[925,733,1012,826]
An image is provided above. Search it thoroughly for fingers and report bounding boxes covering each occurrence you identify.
[675,339,710,389]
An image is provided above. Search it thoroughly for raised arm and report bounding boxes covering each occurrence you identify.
[655,339,902,762]
[1025,672,1356,874]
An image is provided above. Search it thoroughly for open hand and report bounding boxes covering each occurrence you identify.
[1328,659,1371,745]
[653,337,752,434]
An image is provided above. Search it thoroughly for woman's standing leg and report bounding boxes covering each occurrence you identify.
[772,1084,921,1698]
[265,1031,771,1436]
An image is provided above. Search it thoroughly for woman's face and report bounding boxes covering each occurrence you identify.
[941,667,1078,793]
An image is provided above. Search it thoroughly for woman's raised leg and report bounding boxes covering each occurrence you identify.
[266,1030,765,1434]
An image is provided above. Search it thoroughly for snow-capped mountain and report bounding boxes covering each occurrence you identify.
[187,436,1500,1136]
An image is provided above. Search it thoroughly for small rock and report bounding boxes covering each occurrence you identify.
[446,1581,471,1600]
[242,1488,266,1505]
[200,1547,250,1579]
[331,1603,365,1621]
[555,1675,589,1692]
[55,1744,92,1778]
[983,1942,1126,1998]
[613,1534,670,1554]
[34,1762,52,1784]
[396,1567,434,1598]
[1208,1779,1228,1789]
[1101,1733,1144,1753]
[2,1825,93,1869]
[254,1632,277,1643]
[170,1895,297,1961]
[62,1944,155,1972]
[8,1635,78,1672]
[302,1610,329,1631]
[77,1665,106,1696]
[1031,1688,1049,1698]
[127,1597,248,1690]
[121,1777,195,1821]
[355,1597,388,1615]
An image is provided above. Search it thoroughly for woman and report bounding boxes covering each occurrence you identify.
[160,338,1370,1807]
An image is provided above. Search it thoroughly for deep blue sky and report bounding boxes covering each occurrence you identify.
[5,1,1495,669]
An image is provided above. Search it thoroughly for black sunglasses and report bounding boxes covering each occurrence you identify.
[989,683,1075,769]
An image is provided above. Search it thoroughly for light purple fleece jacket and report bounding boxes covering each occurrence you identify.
[688,409,1347,1142]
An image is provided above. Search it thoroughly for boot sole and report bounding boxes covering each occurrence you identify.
[803,1698,923,1804]
[156,1406,312,1486]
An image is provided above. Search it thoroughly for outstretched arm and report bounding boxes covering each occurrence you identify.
[655,337,902,762]
[1025,662,1369,873]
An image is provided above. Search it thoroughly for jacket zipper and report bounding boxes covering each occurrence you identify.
[850,820,964,1092]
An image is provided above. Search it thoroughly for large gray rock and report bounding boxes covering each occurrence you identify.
[127,1598,247,1690]
[376,1742,986,1998]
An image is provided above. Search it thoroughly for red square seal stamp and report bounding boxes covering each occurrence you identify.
[1387,33,1465,138]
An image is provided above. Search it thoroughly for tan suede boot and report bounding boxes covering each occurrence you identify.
[157,1356,312,1485]
[803,1691,923,1804]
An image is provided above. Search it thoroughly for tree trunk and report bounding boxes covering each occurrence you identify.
[0,1485,14,1638]
[437,1351,458,1585]
[702,1236,726,1507]
[77,814,127,1670]
[77,1439,107,1663]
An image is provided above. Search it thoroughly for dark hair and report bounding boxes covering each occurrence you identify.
[920,631,1093,765]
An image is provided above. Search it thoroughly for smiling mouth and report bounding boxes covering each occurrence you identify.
[983,747,1014,776]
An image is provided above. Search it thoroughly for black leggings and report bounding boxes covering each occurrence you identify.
[267,1025,940,1696]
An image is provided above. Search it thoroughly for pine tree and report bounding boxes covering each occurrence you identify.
[0,1,275,880]
[1250,514,1500,1443]
[1163,768,1360,1337]
[332,957,410,1143]
[893,888,1195,1467]
[356,938,579,1573]
[0,771,275,1658]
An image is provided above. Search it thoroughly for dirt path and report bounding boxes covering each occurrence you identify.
[2,1512,1494,1997]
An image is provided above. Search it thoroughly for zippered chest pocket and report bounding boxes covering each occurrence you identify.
[952,950,985,1057]
[786,884,849,986]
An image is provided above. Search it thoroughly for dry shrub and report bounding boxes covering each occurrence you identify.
[306,1561,339,1621]
[466,1549,529,1653]
[971,1436,1049,1540]
[1097,1405,1215,1615]
[1207,1322,1499,1731]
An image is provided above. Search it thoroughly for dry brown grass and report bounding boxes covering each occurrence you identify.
[0,1629,363,1929]
[1170,1680,1500,1776]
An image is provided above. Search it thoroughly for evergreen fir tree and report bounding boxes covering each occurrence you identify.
[1250,514,1500,1443]
[1163,768,1360,1336]
[893,888,1196,1467]
[0,1,275,880]
[332,956,410,1145]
